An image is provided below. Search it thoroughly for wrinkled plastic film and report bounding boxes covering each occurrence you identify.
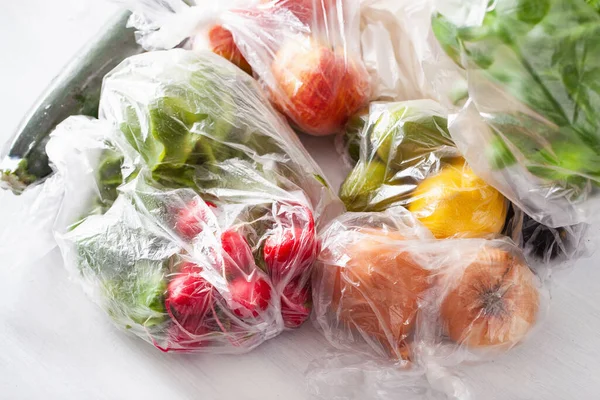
[311,208,548,399]
[116,0,371,136]
[430,0,600,228]
[338,99,591,269]
[48,49,338,353]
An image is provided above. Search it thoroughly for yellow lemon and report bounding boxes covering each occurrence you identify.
[408,163,507,238]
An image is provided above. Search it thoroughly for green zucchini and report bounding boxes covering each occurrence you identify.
[0,11,143,194]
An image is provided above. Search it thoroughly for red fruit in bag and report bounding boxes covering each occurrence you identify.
[221,229,255,278]
[166,263,214,320]
[174,199,216,239]
[229,276,272,318]
[263,204,318,280]
[206,25,252,75]
[271,38,369,135]
[281,281,311,328]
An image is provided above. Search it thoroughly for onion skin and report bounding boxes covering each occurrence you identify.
[441,247,539,348]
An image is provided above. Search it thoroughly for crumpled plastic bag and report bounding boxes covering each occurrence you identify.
[337,99,592,270]
[115,0,371,136]
[42,49,340,353]
[310,207,547,399]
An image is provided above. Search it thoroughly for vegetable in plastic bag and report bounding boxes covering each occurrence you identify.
[338,100,591,266]
[117,0,371,136]
[503,204,590,269]
[49,49,339,353]
[339,100,508,239]
[430,0,600,228]
[311,208,545,399]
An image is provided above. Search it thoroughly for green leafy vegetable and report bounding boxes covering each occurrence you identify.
[432,0,600,190]
[73,199,178,330]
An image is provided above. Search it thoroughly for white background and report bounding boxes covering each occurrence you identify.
[1,1,599,399]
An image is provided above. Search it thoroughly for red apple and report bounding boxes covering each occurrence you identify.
[229,276,272,318]
[206,25,252,75]
[271,38,370,135]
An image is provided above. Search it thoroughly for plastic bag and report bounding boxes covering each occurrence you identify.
[358,0,438,102]
[337,100,593,268]
[116,0,371,136]
[311,207,547,399]
[338,100,508,239]
[47,49,340,353]
[429,0,600,228]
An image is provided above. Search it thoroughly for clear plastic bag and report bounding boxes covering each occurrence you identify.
[337,100,592,268]
[46,49,339,353]
[358,0,438,102]
[429,0,600,228]
[311,207,547,399]
[116,0,371,136]
[114,0,254,73]
[338,100,507,240]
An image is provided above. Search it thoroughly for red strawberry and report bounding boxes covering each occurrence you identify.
[263,204,318,281]
[221,229,255,279]
[174,199,216,239]
[229,276,272,318]
[166,263,214,320]
[281,280,311,328]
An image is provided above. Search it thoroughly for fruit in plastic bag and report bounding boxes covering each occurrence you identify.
[272,37,370,135]
[117,0,370,136]
[408,162,508,239]
[440,247,540,348]
[339,101,506,239]
[339,101,461,213]
[204,25,251,74]
[238,0,369,136]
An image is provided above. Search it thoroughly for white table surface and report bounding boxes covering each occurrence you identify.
[1,1,599,399]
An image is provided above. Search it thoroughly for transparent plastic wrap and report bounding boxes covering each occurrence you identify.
[116,0,370,136]
[338,100,591,268]
[429,0,600,228]
[338,100,507,239]
[358,0,439,102]
[113,0,254,73]
[311,208,547,399]
[45,49,339,353]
